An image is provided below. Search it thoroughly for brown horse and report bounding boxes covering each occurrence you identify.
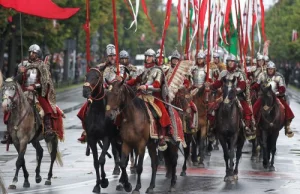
[1,79,62,189]
[105,80,179,194]
[258,84,285,171]
[172,87,197,176]
[216,83,245,182]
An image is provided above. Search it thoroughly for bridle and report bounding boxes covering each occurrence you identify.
[84,68,105,103]
[2,84,19,110]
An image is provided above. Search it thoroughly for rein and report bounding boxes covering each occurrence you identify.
[84,68,106,102]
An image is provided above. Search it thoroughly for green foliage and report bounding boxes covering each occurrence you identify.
[265,0,300,62]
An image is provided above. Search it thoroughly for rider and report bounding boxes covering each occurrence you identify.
[1,44,63,144]
[251,61,294,138]
[212,52,226,72]
[119,50,138,79]
[206,54,256,140]
[126,48,172,151]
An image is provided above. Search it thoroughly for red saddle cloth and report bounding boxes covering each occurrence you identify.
[52,106,65,141]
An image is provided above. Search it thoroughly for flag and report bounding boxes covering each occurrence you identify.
[0,0,80,19]
[221,14,238,56]
[292,29,298,42]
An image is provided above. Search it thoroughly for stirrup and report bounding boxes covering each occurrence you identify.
[158,143,168,152]
[285,131,294,138]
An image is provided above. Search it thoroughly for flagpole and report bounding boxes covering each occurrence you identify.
[206,0,211,82]
[185,0,190,60]
[112,0,120,75]
[196,0,201,53]
[251,0,255,67]
[85,0,90,73]
[19,13,24,65]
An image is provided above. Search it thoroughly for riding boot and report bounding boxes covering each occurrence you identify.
[285,120,294,138]
[77,130,87,143]
[244,119,256,140]
[1,131,12,144]
[44,114,55,137]
[158,126,168,152]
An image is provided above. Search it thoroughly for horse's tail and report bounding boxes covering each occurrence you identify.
[0,172,7,194]
[46,137,64,167]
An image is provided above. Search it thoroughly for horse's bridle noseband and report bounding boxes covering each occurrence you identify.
[2,85,19,110]
[84,68,105,102]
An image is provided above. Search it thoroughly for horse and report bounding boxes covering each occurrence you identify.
[1,79,63,189]
[172,86,197,176]
[105,80,179,193]
[257,84,285,171]
[82,68,120,193]
[215,82,245,182]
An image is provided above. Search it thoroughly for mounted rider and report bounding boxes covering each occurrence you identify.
[119,50,138,79]
[212,52,226,72]
[206,54,256,140]
[77,44,125,142]
[1,44,64,144]
[251,61,294,138]
[126,48,172,151]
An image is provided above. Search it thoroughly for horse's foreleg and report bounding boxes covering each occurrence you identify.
[228,134,238,180]
[132,145,146,194]
[99,137,110,189]
[269,132,279,171]
[218,136,230,181]
[261,130,269,169]
[169,143,179,193]
[111,139,121,175]
[10,142,29,189]
[116,143,131,192]
[198,127,207,168]
[234,134,245,180]
[180,134,190,176]
[191,133,198,165]
[250,138,258,161]
[31,141,43,184]
[89,139,101,193]
[45,137,58,186]
[146,141,158,193]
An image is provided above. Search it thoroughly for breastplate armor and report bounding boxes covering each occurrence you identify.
[252,67,263,83]
[141,67,163,94]
[192,66,206,87]
[25,68,39,87]
[103,65,125,83]
[261,74,282,93]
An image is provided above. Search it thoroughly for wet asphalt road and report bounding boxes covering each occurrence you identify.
[0,87,300,194]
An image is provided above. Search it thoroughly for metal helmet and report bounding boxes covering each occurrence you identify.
[196,51,206,59]
[156,49,164,58]
[106,44,116,56]
[253,59,257,64]
[28,44,42,58]
[119,50,129,59]
[257,54,264,61]
[213,52,220,58]
[266,61,276,69]
[246,56,251,63]
[264,55,270,62]
[226,54,237,62]
[171,50,181,60]
[144,48,156,57]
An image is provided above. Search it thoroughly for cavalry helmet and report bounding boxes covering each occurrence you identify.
[266,61,276,69]
[156,49,165,58]
[213,52,220,58]
[144,48,156,57]
[119,50,129,59]
[264,55,270,62]
[257,54,264,61]
[197,51,206,59]
[171,50,181,60]
[28,44,42,58]
[106,44,116,56]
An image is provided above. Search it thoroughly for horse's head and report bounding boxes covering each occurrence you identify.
[1,78,20,111]
[83,68,103,99]
[222,81,237,108]
[174,87,192,113]
[105,79,126,120]
[260,82,276,107]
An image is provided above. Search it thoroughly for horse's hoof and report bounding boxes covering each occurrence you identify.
[93,185,101,193]
[45,180,51,186]
[130,167,137,174]
[132,190,140,194]
[198,163,205,168]
[146,187,154,193]
[116,183,124,191]
[234,175,238,180]
[180,171,186,176]
[8,184,16,189]
[23,181,30,188]
[112,167,120,175]
[124,182,132,192]
[168,186,176,193]
[100,178,109,188]
[224,176,229,182]
[269,166,276,171]
[36,175,42,183]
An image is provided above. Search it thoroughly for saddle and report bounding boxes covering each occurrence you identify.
[138,94,162,119]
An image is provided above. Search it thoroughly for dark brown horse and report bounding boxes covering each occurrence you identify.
[105,80,179,193]
[1,79,62,189]
[172,87,197,176]
[216,83,245,182]
[82,68,120,193]
[258,84,285,171]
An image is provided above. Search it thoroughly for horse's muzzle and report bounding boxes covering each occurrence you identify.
[82,87,91,98]
[105,109,118,120]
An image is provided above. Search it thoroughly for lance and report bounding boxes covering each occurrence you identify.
[112,0,120,75]
[85,0,91,73]
[251,0,255,67]
[205,0,211,103]
[196,0,201,53]
[185,0,190,60]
